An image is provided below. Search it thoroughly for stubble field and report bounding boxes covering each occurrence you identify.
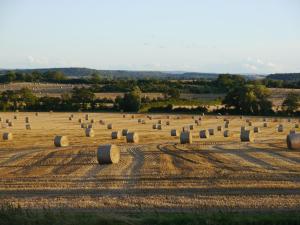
[0,112,300,212]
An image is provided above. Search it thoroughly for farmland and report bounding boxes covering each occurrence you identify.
[0,112,299,212]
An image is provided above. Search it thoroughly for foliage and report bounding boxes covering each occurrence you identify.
[223,84,273,115]
[282,92,300,114]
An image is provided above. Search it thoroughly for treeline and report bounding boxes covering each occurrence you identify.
[2,70,300,94]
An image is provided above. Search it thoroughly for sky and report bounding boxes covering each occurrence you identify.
[0,0,299,74]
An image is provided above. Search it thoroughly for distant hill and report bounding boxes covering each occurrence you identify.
[267,73,300,81]
[0,67,266,80]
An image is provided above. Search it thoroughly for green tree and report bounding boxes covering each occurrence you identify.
[282,93,300,114]
[167,88,180,99]
[117,86,142,112]
[223,84,272,115]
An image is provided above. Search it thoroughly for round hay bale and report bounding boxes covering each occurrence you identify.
[85,114,89,120]
[26,124,31,130]
[217,126,223,131]
[97,144,120,164]
[225,123,229,128]
[14,115,17,120]
[25,117,29,123]
[287,133,300,150]
[200,130,209,139]
[152,124,158,129]
[107,124,113,129]
[111,131,122,139]
[123,114,126,118]
[208,128,214,135]
[85,128,95,137]
[248,121,252,126]
[141,120,146,124]
[166,121,170,126]
[171,129,178,137]
[126,132,139,143]
[78,118,82,123]
[3,132,13,141]
[253,127,260,133]
[5,119,10,123]
[8,122,13,127]
[224,130,231,137]
[122,129,128,136]
[99,120,105,125]
[131,115,135,119]
[180,131,192,144]
[157,124,162,130]
[0,117,2,122]
[35,112,39,116]
[81,123,87,128]
[240,130,254,142]
[91,119,94,123]
[278,124,284,132]
[189,125,194,130]
[295,124,299,128]
[263,123,268,127]
[138,119,142,123]
[54,136,69,147]
[158,120,162,124]
[69,117,73,121]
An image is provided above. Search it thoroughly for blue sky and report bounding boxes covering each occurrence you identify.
[0,0,299,73]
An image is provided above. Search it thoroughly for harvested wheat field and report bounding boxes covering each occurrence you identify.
[0,112,300,212]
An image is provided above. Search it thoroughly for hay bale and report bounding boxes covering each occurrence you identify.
[25,117,29,123]
[200,130,209,139]
[107,124,113,129]
[157,124,162,130]
[5,119,9,123]
[123,115,126,118]
[81,123,87,128]
[171,129,178,136]
[278,124,284,132]
[166,121,170,126]
[240,130,254,142]
[141,120,146,124]
[158,120,162,124]
[224,130,231,137]
[85,128,95,137]
[180,131,192,144]
[54,136,69,147]
[248,121,252,126]
[208,128,214,135]
[69,117,73,121]
[111,131,122,139]
[286,133,300,150]
[253,127,260,133]
[8,122,13,127]
[78,118,82,123]
[138,119,142,123]
[126,132,139,143]
[3,132,13,141]
[14,115,17,120]
[99,120,105,125]
[85,114,89,120]
[91,119,94,123]
[97,144,120,164]
[263,123,268,127]
[295,124,299,128]
[189,125,194,130]
[26,124,31,130]
[217,126,223,131]
[152,124,158,129]
[225,123,229,128]
[122,129,129,136]
[35,112,39,116]
[131,115,135,119]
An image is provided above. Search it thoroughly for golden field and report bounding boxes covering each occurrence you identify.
[0,112,300,212]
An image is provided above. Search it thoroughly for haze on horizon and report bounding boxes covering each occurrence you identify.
[0,0,299,74]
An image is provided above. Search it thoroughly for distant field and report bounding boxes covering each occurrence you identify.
[0,112,299,212]
[0,82,299,108]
